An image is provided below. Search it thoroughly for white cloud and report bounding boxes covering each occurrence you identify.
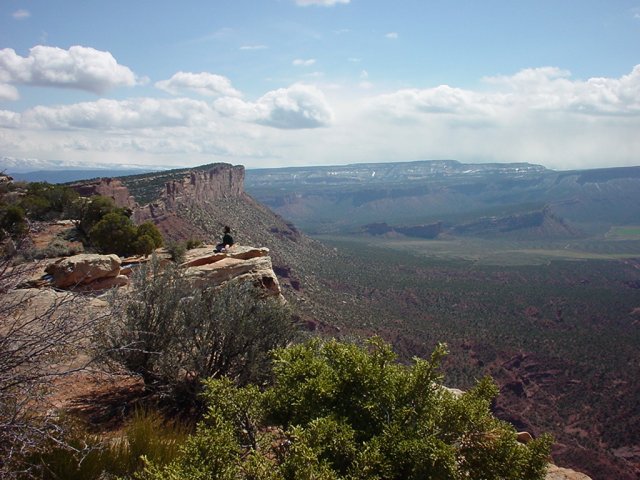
[240,45,268,51]
[19,98,213,130]
[294,0,350,6]
[293,58,316,67]
[156,71,242,98]
[1,64,639,171]
[385,32,399,39]
[0,83,19,101]
[215,84,333,129]
[3,83,332,132]
[0,109,21,128]
[0,45,138,94]
[12,9,30,20]
[369,65,640,120]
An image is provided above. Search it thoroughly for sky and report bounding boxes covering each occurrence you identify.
[1,0,639,172]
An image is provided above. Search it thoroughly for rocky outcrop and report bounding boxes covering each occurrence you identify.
[546,465,592,480]
[181,245,283,298]
[45,254,125,290]
[70,178,137,209]
[131,164,245,242]
[163,164,244,208]
[33,243,281,297]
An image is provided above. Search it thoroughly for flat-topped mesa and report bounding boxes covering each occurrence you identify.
[164,164,244,208]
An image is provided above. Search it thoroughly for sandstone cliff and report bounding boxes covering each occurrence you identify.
[163,164,244,208]
[131,164,245,243]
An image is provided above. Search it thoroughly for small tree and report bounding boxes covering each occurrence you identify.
[89,212,138,256]
[136,222,163,250]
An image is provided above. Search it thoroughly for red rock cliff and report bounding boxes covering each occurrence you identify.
[164,164,244,208]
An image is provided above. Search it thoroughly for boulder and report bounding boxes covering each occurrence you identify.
[45,254,121,289]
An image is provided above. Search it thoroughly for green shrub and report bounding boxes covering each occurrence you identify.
[31,409,189,480]
[80,195,117,235]
[185,238,203,250]
[19,182,79,221]
[140,338,552,480]
[166,241,187,263]
[134,234,157,256]
[89,212,138,256]
[100,260,295,408]
[0,204,28,240]
[40,237,84,259]
[88,214,163,257]
[137,222,163,249]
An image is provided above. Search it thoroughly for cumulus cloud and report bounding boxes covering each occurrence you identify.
[294,0,350,6]
[17,98,213,130]
[156,71,242,98]
[483,65,640,115]
[3,83,333,132]
[12,9,30,20]
[369,65,640,120]
[214,84,333,129]
[0,109,21,128]
[385,32,399,39]
[0,45,138,94]
[0,83,19,101]
[293,58,316,67]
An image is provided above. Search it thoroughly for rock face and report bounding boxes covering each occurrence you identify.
[181,245,283,298]
[131,164,245,243]
[70,178,137,209]
[164,164,245,208]
[45,254,124,289]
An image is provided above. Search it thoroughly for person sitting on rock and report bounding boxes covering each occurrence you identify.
[215,226,234,252]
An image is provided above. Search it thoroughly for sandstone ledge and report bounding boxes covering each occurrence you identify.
[546,464,592,480]
[181,245,282,297]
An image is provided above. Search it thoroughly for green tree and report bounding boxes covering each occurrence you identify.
[135,222,163,253]
[80,195,117,235]
[89,212,138,256]
[18,182,79,220]
[139,338,552,480]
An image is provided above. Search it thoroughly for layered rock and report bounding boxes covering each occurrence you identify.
[163,164,244,208]
[181,245,283,298]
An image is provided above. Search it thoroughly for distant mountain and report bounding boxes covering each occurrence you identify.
[245,160,640,235]
[10,169,166,184]
[0,156,171,183]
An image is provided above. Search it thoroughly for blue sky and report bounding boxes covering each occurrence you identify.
[1,0,639,172]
